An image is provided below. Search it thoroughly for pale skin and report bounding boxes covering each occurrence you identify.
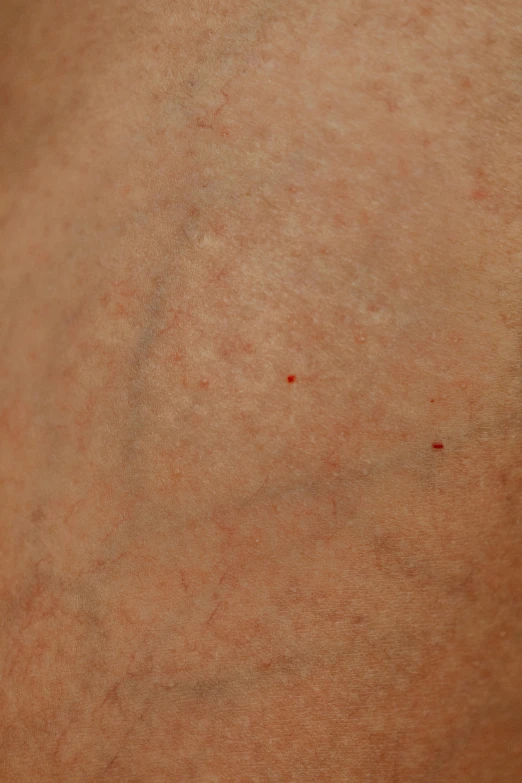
[1,0,522,780]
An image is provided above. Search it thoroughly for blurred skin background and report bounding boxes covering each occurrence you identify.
[0,1,521,780]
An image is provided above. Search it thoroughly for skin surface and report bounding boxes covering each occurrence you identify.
[1,0,522,780]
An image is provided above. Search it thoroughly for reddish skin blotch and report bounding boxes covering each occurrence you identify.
[287,375,296,383]
[432,442,444,449]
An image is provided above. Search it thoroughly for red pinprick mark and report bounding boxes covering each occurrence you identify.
[432,442,444,449]
[287,375,296,383]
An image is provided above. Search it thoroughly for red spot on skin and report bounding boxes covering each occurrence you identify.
[472,187,489,201]
[287,375,296,383]
[430,399,435,403]
[432,442,444,449]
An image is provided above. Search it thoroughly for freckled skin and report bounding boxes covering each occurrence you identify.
[1,1,522,782]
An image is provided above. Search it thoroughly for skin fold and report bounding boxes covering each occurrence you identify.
[1,1,521,780]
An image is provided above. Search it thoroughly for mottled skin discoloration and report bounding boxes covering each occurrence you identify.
[1,0,522,781]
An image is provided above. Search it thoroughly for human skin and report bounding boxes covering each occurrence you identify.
[0,0,521,780]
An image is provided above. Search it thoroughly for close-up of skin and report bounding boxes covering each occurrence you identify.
[0,0,522,781]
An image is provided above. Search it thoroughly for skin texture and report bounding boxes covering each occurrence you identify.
[1,0,522,780]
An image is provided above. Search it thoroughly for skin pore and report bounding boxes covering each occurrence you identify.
[1,0,522,780]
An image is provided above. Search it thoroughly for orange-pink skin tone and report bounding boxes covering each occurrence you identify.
[1,0,522,780]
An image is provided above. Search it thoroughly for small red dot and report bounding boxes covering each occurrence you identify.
[287,375,296,383]
[432,442,444,449]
